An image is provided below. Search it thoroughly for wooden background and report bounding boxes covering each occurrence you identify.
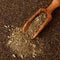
[0,0,60,60]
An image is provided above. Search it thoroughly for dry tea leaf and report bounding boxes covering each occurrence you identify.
[7,12,47,59]
[7,27,44,59]
[27,12,47,38]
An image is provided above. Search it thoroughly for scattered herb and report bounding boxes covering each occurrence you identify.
[7,27,44,59]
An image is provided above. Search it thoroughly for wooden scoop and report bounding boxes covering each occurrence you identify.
[22,0,60,39]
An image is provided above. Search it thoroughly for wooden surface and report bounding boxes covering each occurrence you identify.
[0,0,60,60]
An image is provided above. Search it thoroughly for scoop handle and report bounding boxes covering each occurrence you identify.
[47,0,60,14]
